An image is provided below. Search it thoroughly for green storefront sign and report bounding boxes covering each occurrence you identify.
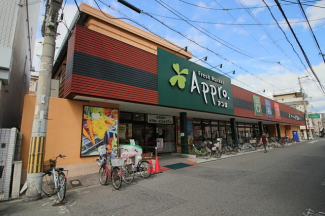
[309,114,320,118]
[253,95,262,117]
[158,48,234,115]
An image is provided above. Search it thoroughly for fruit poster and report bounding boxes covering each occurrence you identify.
[81,106,119,157]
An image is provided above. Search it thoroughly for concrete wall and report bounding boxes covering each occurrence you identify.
[0,0,40,129]
[20,95,119,182]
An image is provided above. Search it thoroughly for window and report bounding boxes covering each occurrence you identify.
[134,113,144,121]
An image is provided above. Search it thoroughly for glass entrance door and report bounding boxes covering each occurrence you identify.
[145,125,156,152]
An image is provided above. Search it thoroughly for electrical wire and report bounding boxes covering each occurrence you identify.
[155,0,278,64]
[145,12,325,26]
[154,0,293,93]
[274,0,325,94]
[297,0,325,64]
[95,0,271,97]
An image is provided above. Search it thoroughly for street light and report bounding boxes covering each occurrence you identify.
[209,64,222,70]
[192,56,208,63]
[225,70,235,75]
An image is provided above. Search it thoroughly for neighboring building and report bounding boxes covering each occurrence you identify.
[273,92,312,139]
[0,0,40,128]
[19,3,305,180]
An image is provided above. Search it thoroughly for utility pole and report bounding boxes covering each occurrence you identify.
[25,0,63,201]
[298,76,312,140]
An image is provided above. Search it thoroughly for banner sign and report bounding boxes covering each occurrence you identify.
[81,106,118,157]
[274,102,281,120]
[309,114,320,118]
[148,114,173,124]
[253,95,262,116]
[265,99,273,118]
[158,48,234,115]
[288,113,302,121]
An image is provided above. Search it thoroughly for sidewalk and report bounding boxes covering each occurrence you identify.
[11,140,306,201]
[66,141,303,191]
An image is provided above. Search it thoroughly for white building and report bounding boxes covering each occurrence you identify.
[0,0,40,128]
[273,92,313,140]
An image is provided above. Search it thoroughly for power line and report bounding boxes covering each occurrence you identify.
[156,0,279,64]
[178,0,298,10]
[143,3,286,92]
[297,0,325,64]
[145,12,325,26]
[237,0,305,74]
[96,0,271,97]
[274,0,325,94]
[280,0,325,8]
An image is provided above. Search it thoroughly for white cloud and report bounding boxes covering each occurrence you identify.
[233,27,249,36]
[197,1,207,8]
[306,2,325,28]
[237,17,245,23]
[232,62,325,113]
[214,24,224,29]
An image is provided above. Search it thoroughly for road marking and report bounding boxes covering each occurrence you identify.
[42,202,50,206]
[308,140,318,144]
[321,179,325,186]
[304,208,325,215]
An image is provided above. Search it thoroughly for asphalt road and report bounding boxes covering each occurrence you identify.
[1,139,325,216]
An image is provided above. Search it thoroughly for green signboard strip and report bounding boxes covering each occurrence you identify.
[308,114,320,118]
[158,48,234,115]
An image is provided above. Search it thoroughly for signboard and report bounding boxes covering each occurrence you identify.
[265,99,272,118]
[156,138,164,150]
[288,113,302,121]
[253,95,262,116]
[158,48,234,115]
[148,114,173,124]
[81,106,118,157]
[274,102,281,120]
[309,114,320,118]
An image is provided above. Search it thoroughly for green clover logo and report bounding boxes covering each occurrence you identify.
[169,63,189,89]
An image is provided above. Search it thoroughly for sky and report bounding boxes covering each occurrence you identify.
[32,0,325,113]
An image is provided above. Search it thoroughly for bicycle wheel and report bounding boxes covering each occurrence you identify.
[139,161,151,178]
[215,150,222,158]
[122,165,135,184]
[204,148,212,159]
[57,172,66,202]
[42,172,56,196]
[99,166,109,185]
[111,167,122,190]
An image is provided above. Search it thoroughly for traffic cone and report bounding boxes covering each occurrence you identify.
[148,159,154,174]
[155,155,162,173]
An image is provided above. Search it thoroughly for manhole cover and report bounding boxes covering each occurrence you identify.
[69,179,83,187]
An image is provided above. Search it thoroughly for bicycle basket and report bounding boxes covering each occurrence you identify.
[111,158,124,167]
[43,160,55,172]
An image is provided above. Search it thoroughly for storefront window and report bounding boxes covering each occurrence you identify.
[202,120,210,125]
[219,127,226,140]
[211,126,219,141]
[211,121,218,125]
[193,119,201,124]
[120,112,132,121]
[237,127,245,143]
[203,125,211,140]
[193,125,202,141]
[157,124,175,152]
[133,124,144,146]
[134,113,144,121]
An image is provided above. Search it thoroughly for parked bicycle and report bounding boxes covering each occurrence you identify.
[119,147,152,180]
[42,154,67,202]
[191,141,211,159]
[97,149,123,189]
[207,140,222,158]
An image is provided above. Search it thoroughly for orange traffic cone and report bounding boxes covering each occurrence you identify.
[148,159,154,174]
[155,155,162,173]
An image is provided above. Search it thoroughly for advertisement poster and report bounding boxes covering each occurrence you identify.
[81,106,118,157]
[265,99,273,118]
[253,95,263,117]
[156,138,164,150]
[274,102,281,120]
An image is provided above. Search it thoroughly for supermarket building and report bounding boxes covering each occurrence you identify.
[20,3,305,179]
